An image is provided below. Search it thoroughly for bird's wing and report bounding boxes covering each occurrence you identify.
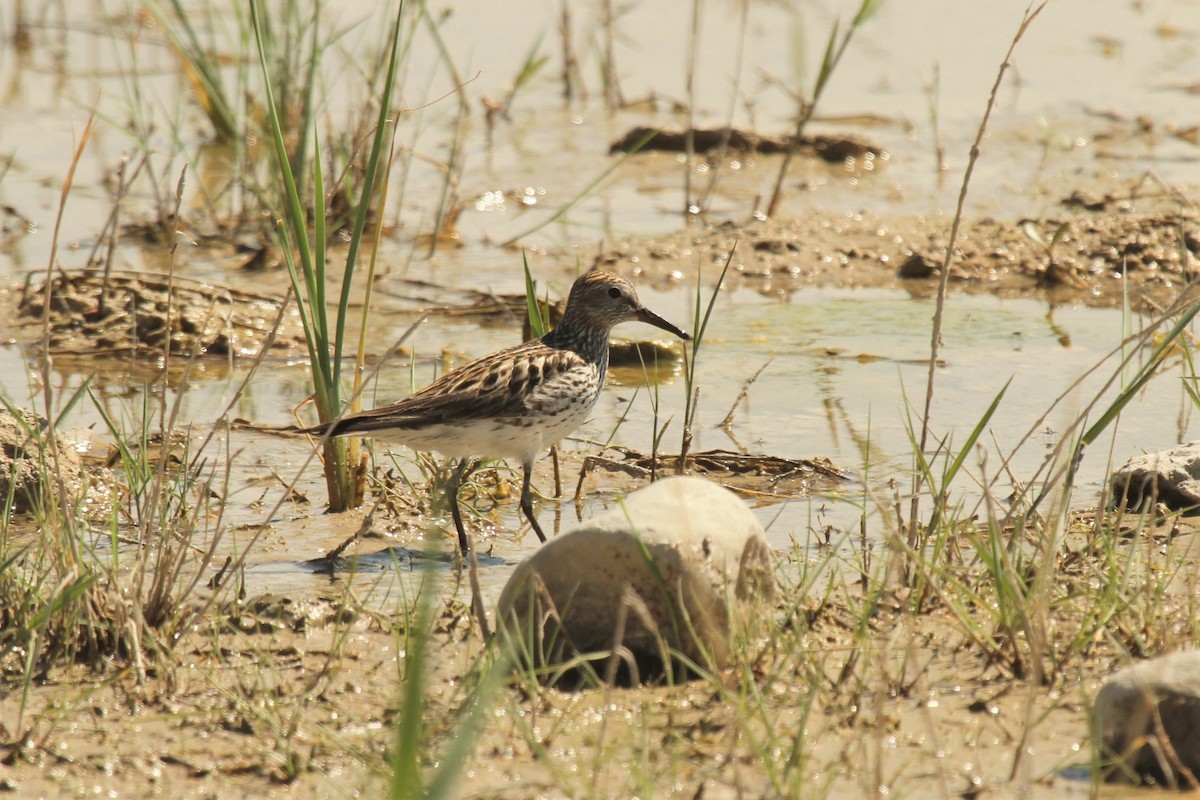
[330,341,592,434]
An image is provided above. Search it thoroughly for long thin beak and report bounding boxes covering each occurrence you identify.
[636,306,692,341]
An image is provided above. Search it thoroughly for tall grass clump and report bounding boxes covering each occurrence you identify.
[248,0,409,511]
[0,122,128,705]
[139,2,407,245]
[136,0,436,512]
[0,148,249,756]
[886,0,1200,698]
[0,398,103,675]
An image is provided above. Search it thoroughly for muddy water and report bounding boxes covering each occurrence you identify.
[2,281,1189,609]
[0,0,1197,604]
[0,1,1195,258]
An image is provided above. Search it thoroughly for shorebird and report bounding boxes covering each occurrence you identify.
[304,270,691,554]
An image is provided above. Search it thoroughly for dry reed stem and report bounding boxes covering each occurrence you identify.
[907,3,1047,541]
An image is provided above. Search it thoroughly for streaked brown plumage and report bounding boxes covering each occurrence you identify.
[304,270,691,553]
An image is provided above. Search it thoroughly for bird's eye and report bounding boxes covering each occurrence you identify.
[607,287,622,299]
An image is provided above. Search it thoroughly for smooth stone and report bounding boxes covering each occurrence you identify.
[1111,442,1200,511]
[0,407,85,515]
[1094,650,1200,787]
[497,475,774,681]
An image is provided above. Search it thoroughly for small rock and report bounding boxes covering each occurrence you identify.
[1094,650,1200,787]
[897,252,939,279]
[1111,442,1200,511]
[0,407,85,515]
[497,476,774,683]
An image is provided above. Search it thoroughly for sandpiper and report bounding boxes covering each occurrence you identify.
[304,270,691,554]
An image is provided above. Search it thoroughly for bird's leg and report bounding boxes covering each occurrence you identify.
[447,458,474,555]
[447,458,491,640]
[520,461,548,543]
[550,444,562,497]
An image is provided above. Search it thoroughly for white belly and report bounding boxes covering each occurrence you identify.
[370,396,596,465]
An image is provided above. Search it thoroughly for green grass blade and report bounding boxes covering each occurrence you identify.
[313,128,328,327]
[333,2,407,393]
[523,252,549,338]
[248,0,330,403]
[1081,300,1200,446]
[941,378,1010,489]
[145,0,239,141]
[853,0,886,26]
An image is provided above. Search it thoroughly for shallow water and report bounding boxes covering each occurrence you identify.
[0,1,1195,264]
[0,0,1197,604]
[2,281,1188,607]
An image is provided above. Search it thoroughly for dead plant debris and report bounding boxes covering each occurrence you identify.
[609,126,885,164]
[579,446,848,501]
[15,269,307,358]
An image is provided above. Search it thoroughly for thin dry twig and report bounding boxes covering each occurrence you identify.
[683,0,702,221]
[719,357,773,430]
[908,2,1047,543]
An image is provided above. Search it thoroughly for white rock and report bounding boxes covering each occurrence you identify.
[1111,442,1200,511]
[1094,650,1200,787]
[497,476,774,680]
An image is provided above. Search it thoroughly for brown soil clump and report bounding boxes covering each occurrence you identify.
[599,207,1200,310]
[15,270,308,358]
